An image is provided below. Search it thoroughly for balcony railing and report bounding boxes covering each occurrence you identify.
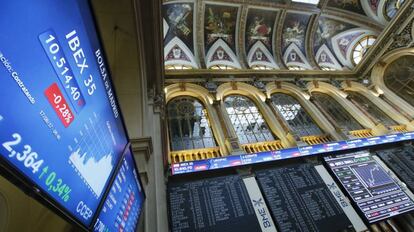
[390,125,408,133]
[241,140,284,153]
[349,129,374,138]
[169,147,222,163]
[300,134,332,145]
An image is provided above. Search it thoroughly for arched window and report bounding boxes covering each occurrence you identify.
[224,95,275,144]
[352,35,376,65]
[320,66,337,71]
[270,93,323,137]
[167,97,217,151]
[347,91,396,127]
[165,65,193,70]
[287,65,306,71]
[312,92,364,131]
[383,55,414,107]
[210,65,235,70]
[251,65,273,70]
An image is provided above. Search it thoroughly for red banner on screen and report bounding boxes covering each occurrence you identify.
[45,83,75,127]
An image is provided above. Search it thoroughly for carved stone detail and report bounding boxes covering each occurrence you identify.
[386,19,414,53]
[204,80,218,93]
[131,137,153,161]
[356,5,414,78]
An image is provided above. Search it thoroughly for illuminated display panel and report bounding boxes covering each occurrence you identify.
[172,132,414,175]
[94,148,145,232]
[0,0,128,227]
[324,152,414,223]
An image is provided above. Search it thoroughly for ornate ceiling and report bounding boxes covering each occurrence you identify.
[162,0,405,74]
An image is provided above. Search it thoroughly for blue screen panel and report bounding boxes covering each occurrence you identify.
[172,132,414,175]
[94,148,145,232]
[0,0,128,226]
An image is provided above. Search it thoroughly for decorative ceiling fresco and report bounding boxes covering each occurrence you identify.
[327,0,367,16]
[163,2,198,69]
[245,8,278,69]
[162,0,405,72]
[204,4,240,69]
[282,12,311,69]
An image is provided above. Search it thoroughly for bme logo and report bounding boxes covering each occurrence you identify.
[253,198,272,228]
[253,198,264,207]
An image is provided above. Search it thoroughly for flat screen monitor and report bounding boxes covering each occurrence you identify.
[324,152,414,223]
[93,147,145,232]
[0,0,128,228]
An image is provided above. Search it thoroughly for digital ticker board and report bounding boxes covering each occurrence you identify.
[0,0,134,228]
[94,148,145,232]
[172,132,414,175]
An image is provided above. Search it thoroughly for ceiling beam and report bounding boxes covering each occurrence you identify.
[202,0,321,13]
[276,10,287,69]
[164,75,358,84]
[165,68,355,78]
[306,13,320,69]
[196,0,206,68]
[237,4,249,68]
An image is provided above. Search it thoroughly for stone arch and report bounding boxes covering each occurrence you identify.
[266,82,342,140]
[164,83,228,157]
[307,81,385,135]
[341,81,412,129]
[217,82,293,147]
[371,48,414,118]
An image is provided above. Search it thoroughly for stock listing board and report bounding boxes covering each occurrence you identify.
[167,175,261,232]
[376,145,414,191]
[256,163,356,232]
[0,0,139,228]
[94,148,145,232]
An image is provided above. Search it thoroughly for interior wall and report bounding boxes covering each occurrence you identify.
[0,175,71,232]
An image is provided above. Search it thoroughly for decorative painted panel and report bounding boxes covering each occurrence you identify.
[282,13,310,54]
[204,4,238,52]
[327,0,367,16]
[163,3,194,51]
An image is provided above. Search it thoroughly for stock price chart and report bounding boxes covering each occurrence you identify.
[325,152,414,223]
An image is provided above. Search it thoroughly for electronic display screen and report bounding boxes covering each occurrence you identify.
[167,175,261,232]
[255,163,354,232]
[172,132,414,175]
[0,0,128,227]
[94,148,145,232]
[324,152,414,223]
[376,145,414,191]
